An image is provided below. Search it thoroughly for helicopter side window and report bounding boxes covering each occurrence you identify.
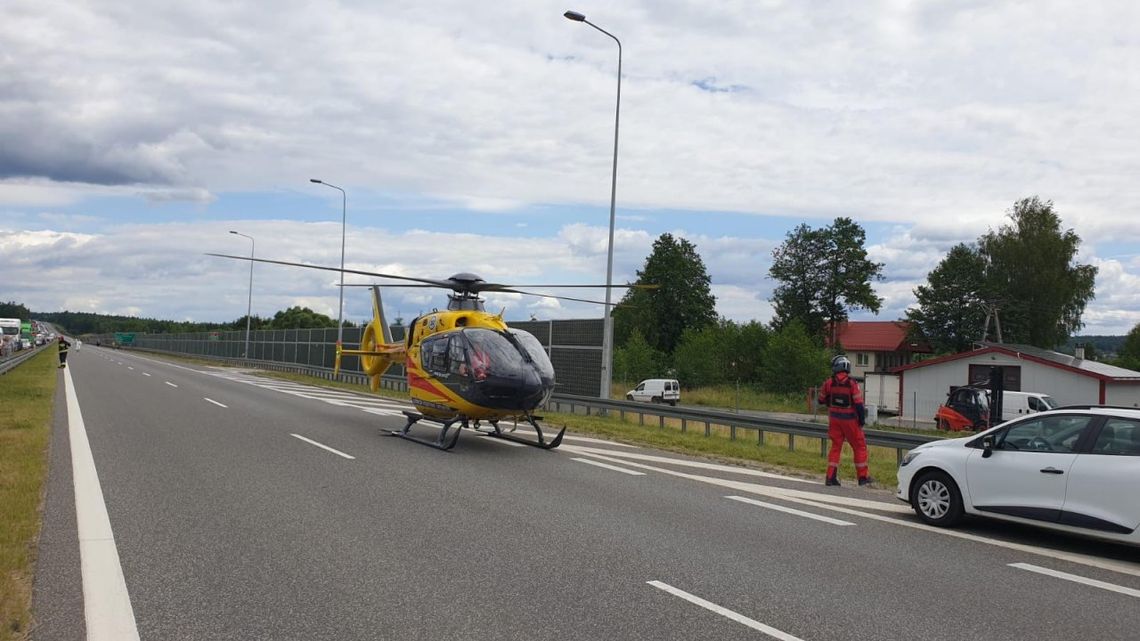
[421,335,450,376]
[448,337,468,377]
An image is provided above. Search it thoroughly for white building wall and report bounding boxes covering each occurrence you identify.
[900,353,1103,420]
[1105,384,1140,408]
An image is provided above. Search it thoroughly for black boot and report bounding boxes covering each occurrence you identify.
[858,477,874,487]
[825,475,840,487]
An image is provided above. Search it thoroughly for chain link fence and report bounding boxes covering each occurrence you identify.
[94,318,605,396]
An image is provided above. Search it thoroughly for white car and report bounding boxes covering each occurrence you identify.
[897,406,1140,546]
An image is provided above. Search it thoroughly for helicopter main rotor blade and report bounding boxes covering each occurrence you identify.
[475,282,657,292]
[206,254,453,288]
[488,287,622,307]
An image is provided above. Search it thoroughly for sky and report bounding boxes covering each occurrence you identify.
[3,0,1140,334]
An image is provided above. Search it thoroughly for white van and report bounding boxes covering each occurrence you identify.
[1000,391,1057,421]
[626,379,680,406]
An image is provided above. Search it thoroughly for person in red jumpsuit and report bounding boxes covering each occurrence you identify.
[818,355,872,486]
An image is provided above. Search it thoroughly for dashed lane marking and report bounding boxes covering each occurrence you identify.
[572,450,1140,579]
[290,433,356,460]
[164,381,178,388]
[726,495,854,526]
[1009,563,1140,599]
[647,581,805,641]
[204,398,228,408]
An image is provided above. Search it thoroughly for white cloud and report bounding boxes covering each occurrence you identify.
[4,1,1140,333]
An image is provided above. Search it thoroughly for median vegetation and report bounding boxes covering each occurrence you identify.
[1,348,56,641]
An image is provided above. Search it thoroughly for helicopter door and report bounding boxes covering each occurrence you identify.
[421,334,451,377]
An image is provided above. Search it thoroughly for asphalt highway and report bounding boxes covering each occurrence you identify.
[32,346,1140,640]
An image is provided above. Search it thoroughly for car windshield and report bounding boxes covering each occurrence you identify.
[1040,396,1057,410]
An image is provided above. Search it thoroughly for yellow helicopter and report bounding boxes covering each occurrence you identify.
[208,254,635,450]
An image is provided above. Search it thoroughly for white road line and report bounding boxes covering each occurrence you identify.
[64,367,141,640]
[574,451,1140,579]
[127,367,134,370]
[507,430,639,448]
[727,495,855,526]
[204,398,228,408]
[476,433,528,447]
[164,381,178,388]
[141,373,151,377]
[647,581,804,641]
[1009,563,1140,599]
[561,444,817,484]
[289,433,356,460]
[361,408,412,417]
[572,457,646,476]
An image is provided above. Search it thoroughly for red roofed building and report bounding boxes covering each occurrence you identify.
[825,321,931,379]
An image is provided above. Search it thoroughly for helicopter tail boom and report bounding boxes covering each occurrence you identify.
[335,285,405,390]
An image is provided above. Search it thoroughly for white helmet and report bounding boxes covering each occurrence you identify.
[831,355,851,374]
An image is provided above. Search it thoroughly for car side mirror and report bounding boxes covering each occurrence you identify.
[981,434,995,459]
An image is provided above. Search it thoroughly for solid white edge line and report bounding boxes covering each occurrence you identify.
[204,398,228,408]
[1009,563,1140,599]
[647,581,805,641]
[289,433,356,460]
[164,381,178,388]
[65,366,142,640]
[726,495,854,526]
[572,457,646,476]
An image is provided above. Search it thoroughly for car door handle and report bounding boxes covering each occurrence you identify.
[1040,468,1064,475]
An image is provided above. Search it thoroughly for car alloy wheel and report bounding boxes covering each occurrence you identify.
[917,479,951,520]
[911,470,963,527]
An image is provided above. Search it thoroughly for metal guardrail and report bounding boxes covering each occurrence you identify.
[0,344,47,376]
[119,346,940,463]
[547,393,942,464]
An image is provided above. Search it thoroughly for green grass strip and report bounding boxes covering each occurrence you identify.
[0,349,57,641]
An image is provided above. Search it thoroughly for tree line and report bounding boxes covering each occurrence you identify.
[612,196,1130,391]
[0,304,353,336]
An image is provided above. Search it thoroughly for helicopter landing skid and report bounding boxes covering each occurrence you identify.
[389,411,464,451]
[481,415,566,450]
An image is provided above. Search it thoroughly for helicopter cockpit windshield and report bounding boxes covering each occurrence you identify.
[422,328,555,408]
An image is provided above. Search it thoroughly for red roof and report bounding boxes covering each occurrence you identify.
[827,321,930,353]
[892,343,1140,382]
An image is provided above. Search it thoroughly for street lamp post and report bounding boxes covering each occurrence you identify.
[228,231,254,359]
[309,178,347,352]
[564,9,621,401]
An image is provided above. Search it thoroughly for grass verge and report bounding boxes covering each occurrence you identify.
[1,349,57,641]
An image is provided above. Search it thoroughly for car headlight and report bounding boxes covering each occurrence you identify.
[900,450,922,467]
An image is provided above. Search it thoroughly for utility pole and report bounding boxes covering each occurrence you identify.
[993,305,1003,343]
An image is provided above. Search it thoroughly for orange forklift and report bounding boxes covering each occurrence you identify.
[933,366,1007,432]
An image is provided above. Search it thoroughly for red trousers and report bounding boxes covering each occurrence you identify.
[827,418,869,479]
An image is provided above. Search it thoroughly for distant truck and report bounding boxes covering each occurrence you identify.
[0,318,22,354]
[863,372,901,414]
